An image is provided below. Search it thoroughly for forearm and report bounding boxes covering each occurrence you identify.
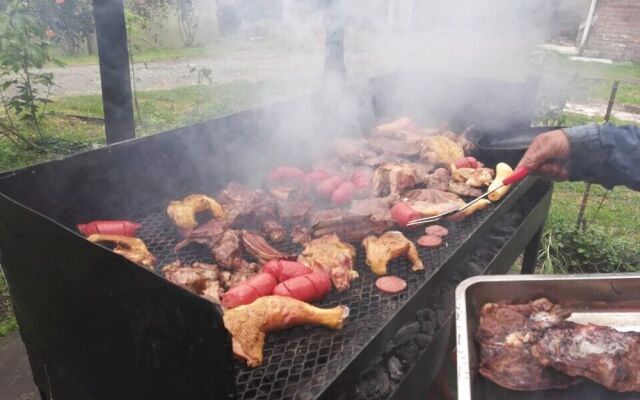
[563,123,640,190]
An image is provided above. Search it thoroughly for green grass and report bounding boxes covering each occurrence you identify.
[0,269,16,337]
[0,79,305,173]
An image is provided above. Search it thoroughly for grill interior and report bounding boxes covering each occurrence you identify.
[131,195,496,400]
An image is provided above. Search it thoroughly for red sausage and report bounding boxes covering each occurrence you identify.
[376,276,407,294]
[316,176,343,198]
[425,225,448,237]
[262,260,311,282]
[77,220,140,237]
[351,171,371,190]
[417,235,443,248]
[267,166,306,185]
[454,156,479,169]
[273,272,332,302]
[390,202,420,227]
[305,170,329,186]
[222,272,277,309]
[331,182,354,204]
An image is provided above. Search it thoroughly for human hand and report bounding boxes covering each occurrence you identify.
[516,129,571,181]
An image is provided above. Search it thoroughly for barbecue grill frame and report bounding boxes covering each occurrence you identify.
[0,71,545,400]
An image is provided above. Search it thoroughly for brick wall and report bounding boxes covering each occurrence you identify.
[584,0,640,61]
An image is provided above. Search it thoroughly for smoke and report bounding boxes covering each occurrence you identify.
[198,0,566,181]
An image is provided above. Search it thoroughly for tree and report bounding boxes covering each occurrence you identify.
[170,0,201,47]
[33,0,95,56]
[126,0,170,48]
[0,0,61,143]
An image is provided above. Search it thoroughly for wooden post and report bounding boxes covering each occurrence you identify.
[92,0,136,144]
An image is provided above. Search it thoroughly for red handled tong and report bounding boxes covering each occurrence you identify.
[406,167,530,226]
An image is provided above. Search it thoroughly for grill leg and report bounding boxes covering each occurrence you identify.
[521,226,543,274]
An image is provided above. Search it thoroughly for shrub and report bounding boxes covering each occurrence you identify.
[538,221,640,274]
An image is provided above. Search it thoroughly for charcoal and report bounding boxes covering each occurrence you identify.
[387,356,404,382]
[421,321,436,336]
[414,333,430,349]
[416,308,435,332]
[352,362,393,400]
[393,322,420,346]
[436,309,449,325]
[395,342,419,365]
[384,340,396,356]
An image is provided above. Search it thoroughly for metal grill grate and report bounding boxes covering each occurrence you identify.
[132,199,496,400]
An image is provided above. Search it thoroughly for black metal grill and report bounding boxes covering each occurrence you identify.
[132,197,496,400]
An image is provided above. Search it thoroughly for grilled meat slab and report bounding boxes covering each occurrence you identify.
[174,219,228,252]
[366,137,420,158]
[532,322,640,392]
[311,208,392,243]
[291,225,311,245]
[476,299,580,391]
[213,230,243,268]
[162,261,222,304]
[298,234,358,291]
[419,135,464,167]
[448,181,482,197]
[241,230,290,263]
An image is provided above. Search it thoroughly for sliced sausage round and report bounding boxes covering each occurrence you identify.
[375,276,407,294]
[417,235,443,248]
[424,225,448,237]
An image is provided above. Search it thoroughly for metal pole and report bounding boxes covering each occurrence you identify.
[575,80,618,230]
[92,0,136,144]
[323,0,346,80]
[578,0,598,55]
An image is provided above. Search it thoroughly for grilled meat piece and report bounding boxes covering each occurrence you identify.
[311,208,392,242]
[349,197,395,222]
[532,322,640,392]
[448,181,483,197]
[219,183,286,239]
[362,231,423,276]
[224,296,349,367]
[298,234,358,291]
[363,153,407,168]
[87,234,156,269]
[419,135,464,167]
[219,260,259,290]
[277,199,312,225]
[162,261,222,304]
[366,137,420,158]
[404,189,465,217]
[372,162,433,196]
[241,230,289,263]
[422,167,450,191]
[213,230,243,268]
[253,199,285,243]
[476,299,580,391]
[452,167,494,188]
[174,219,228,252]
[335,138,378,164]
[167,194,226,230]
[291,225,312,245]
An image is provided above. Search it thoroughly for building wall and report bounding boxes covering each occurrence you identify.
[584,0,640,61]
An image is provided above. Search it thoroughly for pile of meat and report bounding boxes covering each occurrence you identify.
[477,298,640,393]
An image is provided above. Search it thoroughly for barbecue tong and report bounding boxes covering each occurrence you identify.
[407,167,530,226]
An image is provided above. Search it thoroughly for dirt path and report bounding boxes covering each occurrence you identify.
[46,49,390,97]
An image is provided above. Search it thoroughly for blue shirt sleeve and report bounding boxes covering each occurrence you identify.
[563,123,640,190]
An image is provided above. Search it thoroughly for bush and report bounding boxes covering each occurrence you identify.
[538,221,640,274]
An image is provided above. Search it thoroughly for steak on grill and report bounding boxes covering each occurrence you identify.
[531,322,640,392]
[403,189,465,217]
[476,298,580,391]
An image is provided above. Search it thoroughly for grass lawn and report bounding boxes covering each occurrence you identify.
[0,269,17,337]
[52,46,209,66]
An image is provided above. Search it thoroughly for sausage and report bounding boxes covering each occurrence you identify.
[417,235,443,248]
[262,260,311,282]
[305,170,329,186]
[375,276,407,294]
[316,176,343,198]
[267,166,306,185]
[77,220,141,237]
[222,272,277,309]
[454,156,479,169]
[351,171,371,189]
[273,272,332,303]
[425,225,448,237]
[390,202,420,227]
[331,182,354,204]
